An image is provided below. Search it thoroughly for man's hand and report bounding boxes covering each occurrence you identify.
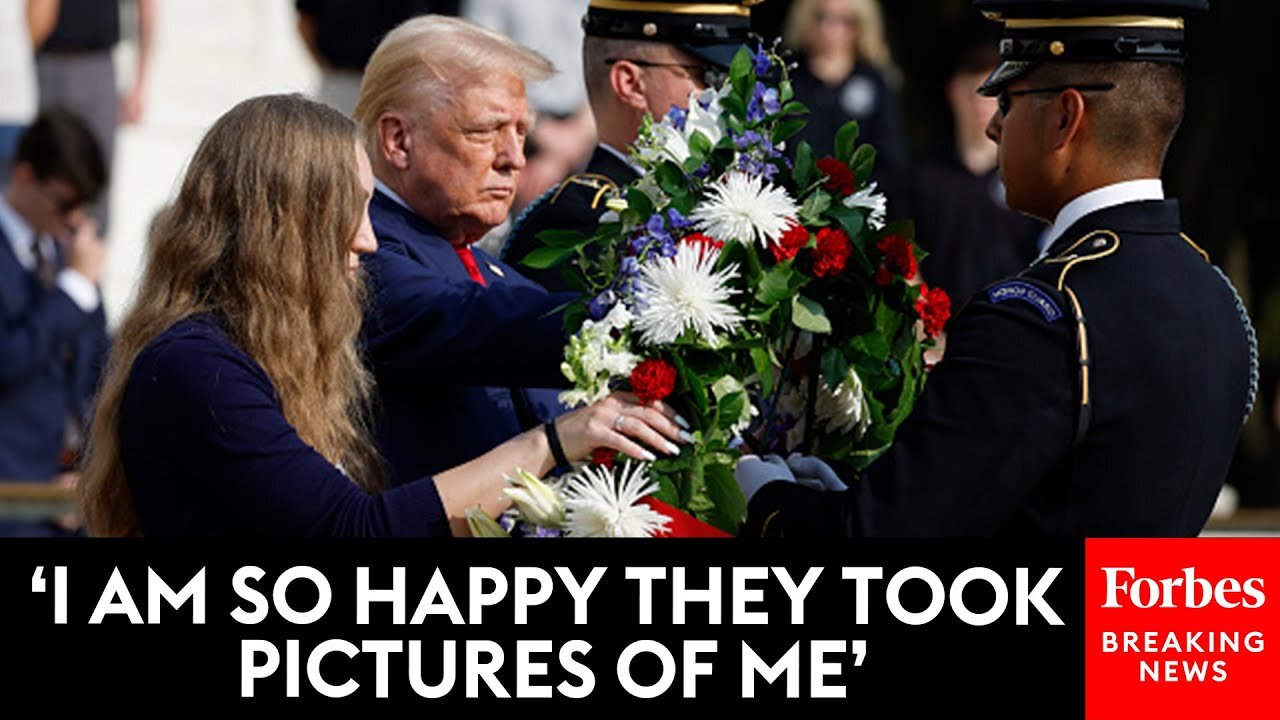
[61,218,106,285]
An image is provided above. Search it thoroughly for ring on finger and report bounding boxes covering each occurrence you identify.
[613,414,626,431]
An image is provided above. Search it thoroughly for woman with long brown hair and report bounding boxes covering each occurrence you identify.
[77,93,684,537]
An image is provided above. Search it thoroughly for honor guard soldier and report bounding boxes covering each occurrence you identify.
[736,0,1259,537]
[501,0,761,291]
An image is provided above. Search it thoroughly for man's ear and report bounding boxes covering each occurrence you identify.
[609,60,649,112]
[1047,88,1087,151]
[375,112,414,171]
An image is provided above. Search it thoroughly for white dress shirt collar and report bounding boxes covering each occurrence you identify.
[1038,179,1165,256]
[0,192,37,271]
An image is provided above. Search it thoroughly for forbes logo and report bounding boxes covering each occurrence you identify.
[1101,567,1265,609]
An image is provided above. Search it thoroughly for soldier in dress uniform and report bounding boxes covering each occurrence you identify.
[736,0,1259,537]
[501,0,759,291]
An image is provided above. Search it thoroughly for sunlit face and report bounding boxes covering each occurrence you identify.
[348,143,377,278]
[985,81,1050,220]
[406,73,532,243]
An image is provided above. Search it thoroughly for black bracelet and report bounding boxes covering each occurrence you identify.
[544,421,571,468]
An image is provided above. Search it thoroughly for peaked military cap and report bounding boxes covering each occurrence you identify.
[974,0,1209,95]
[582,0,763,69]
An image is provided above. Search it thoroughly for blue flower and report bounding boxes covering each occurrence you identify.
[619,256,640,277]
[666,104,687,132]
[747,84,781,123]
[751,44,771,78]
[588,290,616,320]
[667,208,692,230]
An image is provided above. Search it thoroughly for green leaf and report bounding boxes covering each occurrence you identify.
[771,119,807,146]
[715,391,746,430]
[672,354,709,417]
[852,331,890,361]
[750,345,775,396]
[703,461,747,533]
[656,162,687,197]
[756,262,807,305]
[688,129,713,158]
[792,295,832,334]
[793,141,815,188]
[535,228,591,248]
[820,347,849,390]
[627,185,654,219]
[835,121,861,164]
[729,46,755,99]
[720,93,747,122]
[798,192,832,227]
[780,100,808,117]
[851,144,877,186]
[779,79,794,104]
[522,245,577,269]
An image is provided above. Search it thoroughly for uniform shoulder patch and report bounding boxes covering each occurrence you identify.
[987,280,1064,322]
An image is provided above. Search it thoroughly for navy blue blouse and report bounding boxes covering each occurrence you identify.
[120,315,451,537]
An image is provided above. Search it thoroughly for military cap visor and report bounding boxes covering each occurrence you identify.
[973,0,1209,95]
[582,0,758,69]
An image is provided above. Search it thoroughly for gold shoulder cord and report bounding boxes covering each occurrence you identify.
[1042,229,1210,446]
[550,173,618,209]
[1043,230,1120,446]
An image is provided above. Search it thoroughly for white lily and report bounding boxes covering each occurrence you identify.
[465,505,511,538]
[502,468,566,529]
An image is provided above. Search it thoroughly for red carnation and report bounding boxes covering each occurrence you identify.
[771,220,810,263]
[813,227,852,278]
[874,265,894,288]
[915,283,952,338]
[876,235,917,282]
[629,358,678,404]
[816,156,856,196]
[591,447,617,468]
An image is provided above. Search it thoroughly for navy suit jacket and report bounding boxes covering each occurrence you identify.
[0,223,108,481]
[121,315,451,536]
[361,190,574,484]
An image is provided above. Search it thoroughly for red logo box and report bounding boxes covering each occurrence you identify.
[1085,539,1279,720]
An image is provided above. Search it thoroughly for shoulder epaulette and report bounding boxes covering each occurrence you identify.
[551,173,619,210]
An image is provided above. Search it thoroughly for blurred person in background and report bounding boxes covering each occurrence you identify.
[906,36,1041,307]
[294,0,459,117]
[783,0,908,209]
[0,0,58,179]
[34,0,155,233]
[0,108,108,537]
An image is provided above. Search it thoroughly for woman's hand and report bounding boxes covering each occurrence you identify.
[555,392,691,463]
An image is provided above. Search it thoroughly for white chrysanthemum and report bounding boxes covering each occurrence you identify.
[562,461,672,538]
[778,369,870,449]
[690,172,799,247]
[842,181,888,230]
[633,242,743,346]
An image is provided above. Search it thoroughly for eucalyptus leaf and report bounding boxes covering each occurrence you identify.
[792,295,832,334]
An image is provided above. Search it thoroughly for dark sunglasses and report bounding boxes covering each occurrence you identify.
[997,83,1117,117]
[605,57,726,88]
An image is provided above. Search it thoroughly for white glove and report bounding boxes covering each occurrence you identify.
[734,454,795,504]
[786,453,848,492]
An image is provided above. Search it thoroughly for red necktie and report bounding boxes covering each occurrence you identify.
[454,245,488,286]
